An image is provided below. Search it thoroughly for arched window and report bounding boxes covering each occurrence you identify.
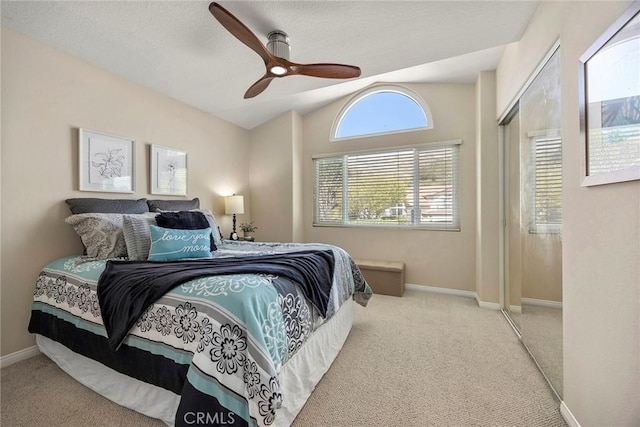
[332,85,433,140]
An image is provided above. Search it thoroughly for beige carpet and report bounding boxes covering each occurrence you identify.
[1,290,566,426]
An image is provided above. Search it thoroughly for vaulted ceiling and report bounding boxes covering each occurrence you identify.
[1,1,538,129]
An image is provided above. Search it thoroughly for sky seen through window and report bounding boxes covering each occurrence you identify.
[336,91,429,139]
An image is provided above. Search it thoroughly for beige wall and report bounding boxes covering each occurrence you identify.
[0,27,3,347]
[475,71,500,304]
[0,28,250,357]
[497,1,640,425]
[302,83,477,291]
[249,110,303,243]
[496,2,572,119]
[291,111,304,243]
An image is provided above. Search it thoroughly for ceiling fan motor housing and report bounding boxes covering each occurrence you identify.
[267,31,290,60]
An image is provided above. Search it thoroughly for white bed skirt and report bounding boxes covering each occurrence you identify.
[36,298,354,426]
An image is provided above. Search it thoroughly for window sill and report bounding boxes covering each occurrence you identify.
[312,223,461,232]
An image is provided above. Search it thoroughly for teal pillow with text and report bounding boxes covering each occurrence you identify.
[148,225,213,261]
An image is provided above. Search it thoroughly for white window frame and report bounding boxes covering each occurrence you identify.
[330,84,434,142]
[313,140,461,231]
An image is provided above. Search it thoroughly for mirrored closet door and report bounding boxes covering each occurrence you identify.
[501,48,563,398]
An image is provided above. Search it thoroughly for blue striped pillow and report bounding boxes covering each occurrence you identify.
[147,225,213,261]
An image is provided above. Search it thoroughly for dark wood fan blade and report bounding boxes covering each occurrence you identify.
[244,75,275,99]
[288,63,361,79]
[209,2,271,63]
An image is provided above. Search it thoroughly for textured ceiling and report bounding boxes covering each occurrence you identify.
[1,1,538,129]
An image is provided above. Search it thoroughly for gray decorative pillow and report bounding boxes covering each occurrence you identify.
[65,198,149,214]
[65,213,128,259]
[122,213,158,261]
[147,198,200,212]
[198,209,223,246]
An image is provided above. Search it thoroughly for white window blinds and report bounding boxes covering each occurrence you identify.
[315,157,344,224]
[417,147,457,226]
[533,137,562,232]
[314,141,460,230]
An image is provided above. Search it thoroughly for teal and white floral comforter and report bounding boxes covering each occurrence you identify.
[28,241,372,426]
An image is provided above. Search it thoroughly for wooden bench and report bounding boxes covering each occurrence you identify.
[355,259,405,297]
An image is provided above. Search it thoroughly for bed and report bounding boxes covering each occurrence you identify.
[28,198,372,427]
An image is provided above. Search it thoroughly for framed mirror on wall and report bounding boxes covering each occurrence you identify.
[580,0,640,186]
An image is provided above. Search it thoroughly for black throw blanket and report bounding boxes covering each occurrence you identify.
[98,250,335,350]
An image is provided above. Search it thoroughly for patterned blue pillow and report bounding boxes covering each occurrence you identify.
[148,225,213,261]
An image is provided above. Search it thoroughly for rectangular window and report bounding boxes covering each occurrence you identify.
[531,136,562,233]
[314,141,460,230]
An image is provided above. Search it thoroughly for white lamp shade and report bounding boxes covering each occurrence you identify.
[225,195,245,215]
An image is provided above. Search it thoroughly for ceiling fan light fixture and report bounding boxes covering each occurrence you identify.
[270,65,288,75]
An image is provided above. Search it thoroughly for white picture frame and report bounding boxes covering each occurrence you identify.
[79,128,135,193]
[150,144,188,196]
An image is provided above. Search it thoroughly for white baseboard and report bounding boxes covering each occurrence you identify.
[560,401,581,427]
[1,345,41,368]
[404,284,500,310]
[475,295,501,310]
[522,297,563,309]
[405,283,476,298]
[509,305,522,314]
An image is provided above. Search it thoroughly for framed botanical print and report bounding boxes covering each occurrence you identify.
[150,144,188,196]
[580,0,640,186]
[79,128,135,193]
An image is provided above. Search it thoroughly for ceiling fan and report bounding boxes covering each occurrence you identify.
[209,2,362,99]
